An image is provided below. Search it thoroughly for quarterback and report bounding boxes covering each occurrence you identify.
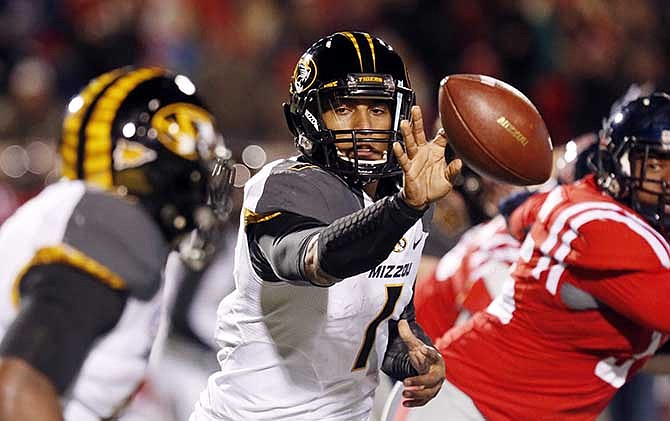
[190,31,460,421]
[0,67,233,421]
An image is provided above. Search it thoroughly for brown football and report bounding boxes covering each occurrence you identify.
[439,74,553,185]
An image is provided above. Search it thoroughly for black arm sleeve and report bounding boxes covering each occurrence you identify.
[659,341,670,354]
[318,192,426,279]
[0,264,128,393]
[381,290,434,381]
[248,212,325,285]
[249,193,425,285]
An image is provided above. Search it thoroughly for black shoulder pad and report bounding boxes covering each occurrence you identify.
[254,160,362,224]
[62,189,169,300]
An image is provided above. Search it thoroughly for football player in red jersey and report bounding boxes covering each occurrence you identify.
[409,93,670,421]
[414,137,595,344]
[380,190,530,421]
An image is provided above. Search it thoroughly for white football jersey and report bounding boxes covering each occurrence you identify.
[192,159,428,421]
[0,180,168,421]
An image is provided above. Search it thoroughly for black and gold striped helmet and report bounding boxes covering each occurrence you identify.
[283,31,414,185]
[60,67,234,245]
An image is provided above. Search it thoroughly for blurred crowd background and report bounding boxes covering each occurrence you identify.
[1,0,669,224]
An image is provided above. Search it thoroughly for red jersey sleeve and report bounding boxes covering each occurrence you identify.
[568,267,670,333]
[508,192,548,241]
[557,212,670,332]
[561,214,670,272]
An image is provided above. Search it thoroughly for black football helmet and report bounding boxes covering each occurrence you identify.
[283,31,414,185]
[60,67,234,263]
[596,92,670,235]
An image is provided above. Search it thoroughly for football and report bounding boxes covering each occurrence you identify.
[438,74,553,185]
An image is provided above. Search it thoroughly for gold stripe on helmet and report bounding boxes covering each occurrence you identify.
[11,245,127,307]
[339,32,363,72]
[82,67,164,189]
[363,33,376,72]
[60,145,77,170]
[61,69,126,180]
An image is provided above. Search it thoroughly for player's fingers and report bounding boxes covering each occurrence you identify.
[412,347,438,372]
[402,399,430,408]
[403,371,443,389]
[432,127,449,148]
[408,351,427,373]
[398,319,424,350]
[403,385,438,400]
[410,106,427,146]
[444,158,462,180]
[402,394,435,408]
[402,385,442,407]
[393,142,410,172]
[423,347,444,365]
[400,120,418,159]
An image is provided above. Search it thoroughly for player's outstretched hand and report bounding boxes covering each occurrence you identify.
[393,105,462,210]
[398,319,445,407]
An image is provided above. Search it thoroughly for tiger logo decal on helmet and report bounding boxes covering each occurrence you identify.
[291,55,318,94]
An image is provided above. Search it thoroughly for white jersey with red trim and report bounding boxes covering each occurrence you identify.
[438,176,670,421]
[0,180,168,421]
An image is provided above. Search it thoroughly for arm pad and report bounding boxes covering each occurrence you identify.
[249,212,325,285]
[0,264,127,393]
[250,193,425,286]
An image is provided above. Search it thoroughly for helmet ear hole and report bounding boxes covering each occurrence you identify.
[283,102,299,137]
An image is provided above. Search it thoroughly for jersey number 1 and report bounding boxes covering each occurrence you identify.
[352,284,404,371]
